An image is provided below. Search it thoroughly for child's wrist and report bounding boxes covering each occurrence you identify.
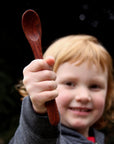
[32,103,47,114]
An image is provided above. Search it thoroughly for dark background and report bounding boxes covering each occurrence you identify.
[0,1,114,143]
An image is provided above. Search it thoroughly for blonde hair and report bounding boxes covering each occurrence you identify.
[44,34,114,129]
[18,34,114,129]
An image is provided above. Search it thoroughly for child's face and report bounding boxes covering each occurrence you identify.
[56,61,108,137]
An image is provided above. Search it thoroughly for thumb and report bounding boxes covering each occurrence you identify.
[45,56,55,67]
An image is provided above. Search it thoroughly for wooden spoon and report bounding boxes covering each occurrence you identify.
[22,9,60,126]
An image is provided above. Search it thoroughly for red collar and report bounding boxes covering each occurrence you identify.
[87,137,95,143]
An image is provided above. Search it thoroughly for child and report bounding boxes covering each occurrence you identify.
[9,34,114,144]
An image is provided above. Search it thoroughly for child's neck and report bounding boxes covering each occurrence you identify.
[77,128,89,138]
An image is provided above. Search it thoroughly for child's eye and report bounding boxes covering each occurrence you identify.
[89,84,101,90]
[65,81,75,87]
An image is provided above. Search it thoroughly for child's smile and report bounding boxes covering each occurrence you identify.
[68,106,92,116]
[56,61,108,137]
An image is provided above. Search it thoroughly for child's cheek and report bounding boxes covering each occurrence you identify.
[94,97,106,114]
[56,87,71,112]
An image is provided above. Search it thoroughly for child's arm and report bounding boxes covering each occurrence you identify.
[9,57,60,144]
[9,96,59,144]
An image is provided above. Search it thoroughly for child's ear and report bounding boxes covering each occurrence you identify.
[45,56,55,67]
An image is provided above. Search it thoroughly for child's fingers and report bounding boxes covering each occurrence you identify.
[30,89,58,114]
[32,70,56,81]
[30,89,58,105]
[33,81,57,92]
[45,56,55,67]
[23,56,55,74]
[23,59,52,73]
[24,79,57,99]
[23,69,56,87]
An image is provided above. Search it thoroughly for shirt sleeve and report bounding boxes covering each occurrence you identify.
[9,96,59,144]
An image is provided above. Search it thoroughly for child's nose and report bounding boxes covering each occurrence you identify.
[75,86,91,104]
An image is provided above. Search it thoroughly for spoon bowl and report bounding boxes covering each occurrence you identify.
[22,9,42,58]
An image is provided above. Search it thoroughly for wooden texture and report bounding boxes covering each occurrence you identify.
[22,9,59,126]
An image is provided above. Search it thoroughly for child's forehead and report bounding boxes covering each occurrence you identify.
[56,61,108,82]
[56,59,107,78]
[71,60,107,72]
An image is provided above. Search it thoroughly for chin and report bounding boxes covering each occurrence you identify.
[68,120,91,130]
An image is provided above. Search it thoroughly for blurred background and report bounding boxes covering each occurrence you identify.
[0,1,114,143]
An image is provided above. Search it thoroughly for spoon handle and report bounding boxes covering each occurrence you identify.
[22,9,60,126]
[28,38,43,59]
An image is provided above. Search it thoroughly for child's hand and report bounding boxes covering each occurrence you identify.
[23,57,58,114]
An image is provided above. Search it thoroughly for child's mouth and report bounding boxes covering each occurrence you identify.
[69,107,92,115]
[70,107,91,112]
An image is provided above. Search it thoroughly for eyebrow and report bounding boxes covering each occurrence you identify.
[60,75,107,83]
[58,75,78,82]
